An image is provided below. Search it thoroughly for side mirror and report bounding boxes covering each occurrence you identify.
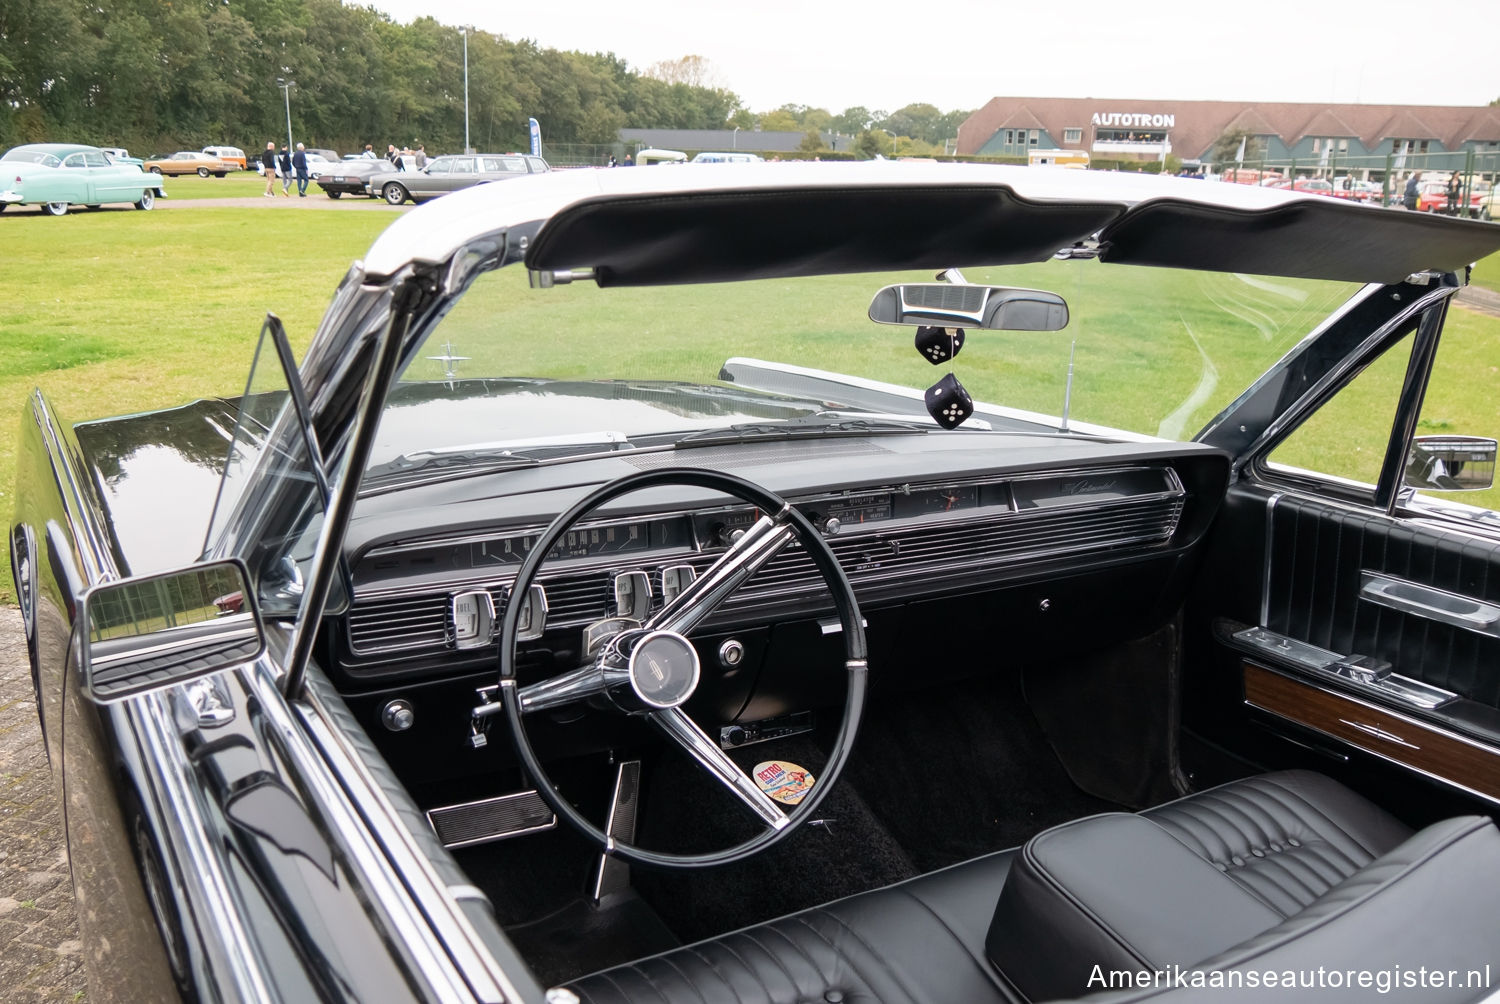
[81,560,265,703]
[1404,435,1497,492]
[868,284,1069,331]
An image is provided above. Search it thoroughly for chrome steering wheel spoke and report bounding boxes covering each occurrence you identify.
[648,707,789,831]
[516,661,614,713]
[646,507,796,638]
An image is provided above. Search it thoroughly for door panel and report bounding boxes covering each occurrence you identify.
[1264,492,1500,709]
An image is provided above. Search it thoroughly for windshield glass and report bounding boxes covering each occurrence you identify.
[370,260,1360,480]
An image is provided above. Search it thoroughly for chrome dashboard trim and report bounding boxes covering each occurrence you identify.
[354,465,1184,594]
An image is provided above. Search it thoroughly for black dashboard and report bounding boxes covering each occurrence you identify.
[328,434,1229,691]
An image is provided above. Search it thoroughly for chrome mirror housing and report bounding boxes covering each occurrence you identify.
[867,283,1069,331]
[1404,435,1497,492]
[81,560,266,703]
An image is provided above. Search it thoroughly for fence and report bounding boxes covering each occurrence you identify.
[1209,148,1500,217]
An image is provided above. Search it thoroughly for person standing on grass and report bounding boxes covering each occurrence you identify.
[261,142,277,197]
[278,145,294,196]
[293,143,310,197]
[414,144,427,169]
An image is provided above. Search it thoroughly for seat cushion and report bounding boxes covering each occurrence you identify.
[987,771,1413,1002]
[1140,769,1412,915]
[565,848,1020,1004]
[1073,816,1500,1003]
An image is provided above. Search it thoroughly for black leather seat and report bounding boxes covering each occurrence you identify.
[563,771,1498,1004]
[989,770,1416,1001]
[564,849,1020,1004]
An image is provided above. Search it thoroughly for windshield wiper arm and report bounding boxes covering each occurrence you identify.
[365,431,632,485]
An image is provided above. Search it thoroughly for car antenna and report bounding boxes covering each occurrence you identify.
[1059,339,1076,434]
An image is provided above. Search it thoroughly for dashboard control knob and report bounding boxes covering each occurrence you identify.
[726,727,746,746]
[381,699,415,732]
[823,517,842,536]
[719,639,745,667]
[728,528,747,545]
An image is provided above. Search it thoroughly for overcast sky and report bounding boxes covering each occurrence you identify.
[364,0,1498,115]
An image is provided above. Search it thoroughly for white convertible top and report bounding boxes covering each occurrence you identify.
[362,161,1500,285]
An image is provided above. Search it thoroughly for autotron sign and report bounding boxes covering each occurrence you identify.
[1091,112,1176,129]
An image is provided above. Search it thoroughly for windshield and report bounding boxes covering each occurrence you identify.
[369,259,1360,480]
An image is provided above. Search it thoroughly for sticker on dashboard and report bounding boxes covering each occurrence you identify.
[752,760,815,805]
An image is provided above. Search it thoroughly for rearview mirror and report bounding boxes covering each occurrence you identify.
[868,283,1069,331]
[81,560,265,703]
[1404,435,1497,492]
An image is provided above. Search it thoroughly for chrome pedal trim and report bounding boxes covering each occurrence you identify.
[427,790,556,849]
[593,760,641,902]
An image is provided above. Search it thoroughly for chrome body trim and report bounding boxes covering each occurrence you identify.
[1261,491,1282,629]
[38,390,275,1001]
[293,671,521,1002]
[130,692,276,1000]
[1231,626,1458,710]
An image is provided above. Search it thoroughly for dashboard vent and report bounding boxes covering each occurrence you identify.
[347,593,450,655]
[346,487,1184,660]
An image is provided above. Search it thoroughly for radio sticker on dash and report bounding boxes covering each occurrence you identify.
[752,760,815,805]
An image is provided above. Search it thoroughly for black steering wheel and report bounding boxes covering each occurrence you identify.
[498,468,868,869]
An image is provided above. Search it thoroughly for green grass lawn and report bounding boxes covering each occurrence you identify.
[1472,251,1500,293]
[1,201,1497,605]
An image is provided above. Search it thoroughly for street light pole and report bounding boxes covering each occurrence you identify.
[276,77,295,151]
[461,28,471,154]
[732,126,740,149]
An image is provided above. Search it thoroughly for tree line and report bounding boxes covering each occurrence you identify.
[0,0,972,158]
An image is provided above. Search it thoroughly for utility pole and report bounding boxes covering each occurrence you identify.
[276,77,295,151]
[462,28,472,154]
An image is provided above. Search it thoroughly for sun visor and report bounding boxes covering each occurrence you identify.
[1099,198,1500,284]
[525,186,1124,287]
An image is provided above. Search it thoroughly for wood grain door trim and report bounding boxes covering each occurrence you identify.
[1244,662,1500,803]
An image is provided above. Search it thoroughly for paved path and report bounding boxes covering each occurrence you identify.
[1456,283,1500,319]
[0,608,88,1002]
[160,195,408,210]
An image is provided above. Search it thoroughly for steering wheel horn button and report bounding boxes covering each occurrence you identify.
[626,630,701,708]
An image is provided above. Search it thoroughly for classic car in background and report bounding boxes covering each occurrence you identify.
[368,152,551,204]
[12,165,1500,1003]
[1417,179,1486,215]
[99,146,145,168]
[143,150,228,177]
[201,145,248,171]
[0,143,165,214]
[315,157,386,198]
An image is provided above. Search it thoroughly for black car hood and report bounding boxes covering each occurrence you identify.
[73,399,240,576]
[68,377,856,571]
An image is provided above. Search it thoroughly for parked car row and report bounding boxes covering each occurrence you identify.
[316,152,551,204]
[0,143,165,214]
